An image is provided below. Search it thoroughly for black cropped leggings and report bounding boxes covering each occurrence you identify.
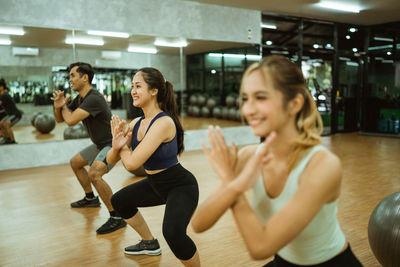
[111,163,199,260]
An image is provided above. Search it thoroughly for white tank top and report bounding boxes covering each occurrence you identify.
[252,145,346,265]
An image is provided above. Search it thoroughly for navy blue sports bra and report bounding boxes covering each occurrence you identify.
[131,112,178,170]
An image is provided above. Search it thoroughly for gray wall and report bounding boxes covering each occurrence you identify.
[0,46,183,90]
[0,0,261,44]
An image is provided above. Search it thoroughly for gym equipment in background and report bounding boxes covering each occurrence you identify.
[33,114,56,134]
[368,192,400,267]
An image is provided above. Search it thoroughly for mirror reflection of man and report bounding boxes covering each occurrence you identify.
[0,79,22,144]
[51,62,126,234]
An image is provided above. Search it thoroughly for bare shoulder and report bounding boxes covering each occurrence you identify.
[302,148,342,190]
[128,117,141,128]
[152,115,175,128]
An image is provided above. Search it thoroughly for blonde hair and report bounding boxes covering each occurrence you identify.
[240,55,323,171]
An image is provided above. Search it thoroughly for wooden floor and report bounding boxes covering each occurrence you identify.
[0,132,399,266]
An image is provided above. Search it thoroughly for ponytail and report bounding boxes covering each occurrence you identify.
[161,81,185,155]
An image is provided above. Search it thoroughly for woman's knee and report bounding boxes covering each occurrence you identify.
[111,191,138,219]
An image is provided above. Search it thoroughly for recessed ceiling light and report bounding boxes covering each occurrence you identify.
[346,35,351,40]
[315,1,362,13]
[352,48,358,52]
[127,46,157,54]
[265,40,273,45]
[0,25,25,35]
[261,23,277,29]
[65,36,104,46]
[374,37,394,42]
[349,27,357,33]
[154,39,188,48]
[0,38,11,45]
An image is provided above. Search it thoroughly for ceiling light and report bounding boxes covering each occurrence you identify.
[154,39,188,47]
[346,62,359,66]
[0,38,11,45]
[313,44,320,49]
[352,48,358,52]
[349,27,357,33]
[87,30,129,38]
[246,55,262,60]
[315,1,361,13]
[325,43,333,49]
[265,40,273,45]
[346,35,351,40]
[270,50,289,55]
[387,51,392,55]
[368,44,393,51]
[211,69,217,74]
[374,37,394,42]
[0,25,25,35]
[65,36,104,46]
[128,46,157,54]
[261,23,277,29]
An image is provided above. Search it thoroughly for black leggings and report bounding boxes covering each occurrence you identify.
[263,245,363,267]
[111,163,199,260]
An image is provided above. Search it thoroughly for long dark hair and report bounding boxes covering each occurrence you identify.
[139,67,184,155]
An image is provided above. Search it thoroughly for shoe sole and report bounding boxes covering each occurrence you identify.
[96,222,127,235]
[70,203,101,208]
[124,248,162,256]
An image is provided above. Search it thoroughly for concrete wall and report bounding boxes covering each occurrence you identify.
[1,0,261,44]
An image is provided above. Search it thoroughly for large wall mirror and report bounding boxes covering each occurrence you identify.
[0,23,254,145]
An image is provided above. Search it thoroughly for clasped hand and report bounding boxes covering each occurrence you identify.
[50,90,70,109]
[201,125,238,183]
[111,115,132,150]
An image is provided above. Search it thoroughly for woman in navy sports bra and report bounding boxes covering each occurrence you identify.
[191,55,362,266]
[107,67,200,266]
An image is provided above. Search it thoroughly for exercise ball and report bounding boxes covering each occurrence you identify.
[189,94,198,105]
[221,107,229,120]
[226,95,236,107]
[197,94,207,106]
[236,97,241,108]
[34,114,56,134]
[129,165,147,177]
[212,106,222,119]
[77,124,89,138]
[187,106,194,116]
[228,108,237,121]
[31,111,43,126]
[368,192,400,267]
[206,97,217,110]
[201,106,210,117]
[64,124,83,139]
[192,106,201,117]
[236,109,242,121]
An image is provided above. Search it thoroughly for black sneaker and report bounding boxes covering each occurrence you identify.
[96,217,127,234]
[70,196,101,208]
[124,239,162,256]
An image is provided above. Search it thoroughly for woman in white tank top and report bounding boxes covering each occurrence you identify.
[191,55,362,266]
